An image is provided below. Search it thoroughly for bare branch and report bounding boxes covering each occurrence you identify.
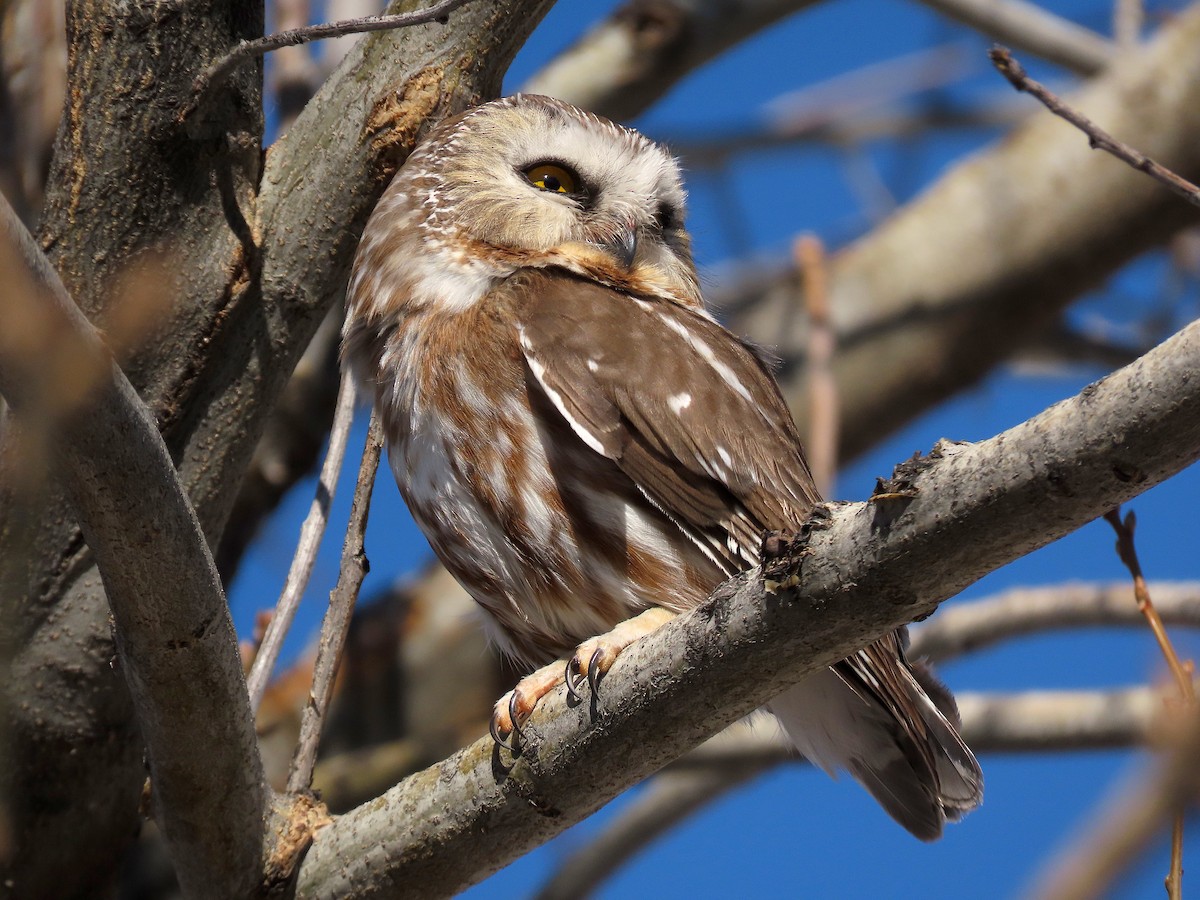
[909,582,1200,663]
[990,45,1200,209]
[297,315,1200,897]
[287,412,384,794]
[522,0,823,121]
[916,0,1111,75]
[183,0,477,121]
[725,10,1200,461]
[0,194,266,897]
[247,373,359,714]
[537,686,1170,900]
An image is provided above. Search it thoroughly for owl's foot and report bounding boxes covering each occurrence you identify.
[564,607,677,701]
[491,661,565,751]
[490,608,677,751]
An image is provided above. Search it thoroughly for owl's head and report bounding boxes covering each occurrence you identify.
[357,94,701,315]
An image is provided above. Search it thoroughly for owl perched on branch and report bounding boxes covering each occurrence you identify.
[343,94,982,839]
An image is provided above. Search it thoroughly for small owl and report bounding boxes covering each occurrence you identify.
[343,94,982,839]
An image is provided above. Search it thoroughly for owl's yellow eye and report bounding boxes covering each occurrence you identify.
[524,163,579,195]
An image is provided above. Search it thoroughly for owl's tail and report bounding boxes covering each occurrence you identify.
[767,641,983,841]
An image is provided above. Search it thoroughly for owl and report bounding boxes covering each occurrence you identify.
[343,94,982,839]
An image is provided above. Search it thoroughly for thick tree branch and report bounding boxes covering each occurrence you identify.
[0,196,266,897]
[297,311,1200,897]
[915,0,1110,75]
[726,5,1200,461]
[910,581,1200,662]
[3,1,555,890]
[522,0,823,121]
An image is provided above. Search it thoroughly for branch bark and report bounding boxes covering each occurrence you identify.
[522,0,823,121]
[0,192,266,898]
[724,4,1200,461]
[296,310,1200,897]
[1,0,556,892]
[910,581,1200,662]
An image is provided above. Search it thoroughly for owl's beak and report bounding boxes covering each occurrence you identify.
[593,228,638,271]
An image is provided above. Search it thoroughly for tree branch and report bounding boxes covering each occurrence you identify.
[297,311,1200,897]
[725,6,1200,461]
[916,0,1110,75]
[909,581,1200,663]
[246,372,359,713]
[536,685,1170,900]
[288,412,383,794]
[0,194,266,897]
[522,0,825,121]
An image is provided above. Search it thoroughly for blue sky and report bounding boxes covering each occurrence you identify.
[234,1,1200,895]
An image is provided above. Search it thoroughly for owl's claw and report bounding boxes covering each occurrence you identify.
[490,609,680,750]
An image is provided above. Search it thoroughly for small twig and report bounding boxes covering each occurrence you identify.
[989,46,1200,209]
[287,410,383,794]
[795,234,838,496]
[1103,506,1194,900]
[247,371,359,714]
[1103,509,1196,700]
[180,0,474,121]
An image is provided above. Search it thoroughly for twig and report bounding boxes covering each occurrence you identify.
[1103,509,1196,701]
[247,371,359,714]
[181,0,475,121]
[1103,507,1194,900]
[287,410,384,794]
[795,234,837,495]
[989,45,1200,209]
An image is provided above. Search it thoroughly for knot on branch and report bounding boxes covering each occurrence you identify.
[760,505,833,594]
[263,793,333,892]
[366,67,448,184]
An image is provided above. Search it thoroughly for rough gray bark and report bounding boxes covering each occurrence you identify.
[0,0,556,894]
[0,196,266,899]
[295,313,1200,897]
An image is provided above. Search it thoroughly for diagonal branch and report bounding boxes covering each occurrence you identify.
[0,194,267,896]
[297,312,1200,897]
[990,45,1200,208]
[183,0,477,121]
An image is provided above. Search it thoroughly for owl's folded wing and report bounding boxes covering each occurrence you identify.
[512,267,820,573]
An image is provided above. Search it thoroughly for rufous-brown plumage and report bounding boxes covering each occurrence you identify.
[343,94,982,839]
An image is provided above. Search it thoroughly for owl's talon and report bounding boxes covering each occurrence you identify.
[565,659,586,702]
[588,647,606,695]
[508,691,527,744]
[489,709,518,753]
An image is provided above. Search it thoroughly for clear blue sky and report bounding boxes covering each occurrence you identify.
[234,1,1200,895]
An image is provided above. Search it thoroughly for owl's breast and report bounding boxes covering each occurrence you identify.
[374,300,718,665]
